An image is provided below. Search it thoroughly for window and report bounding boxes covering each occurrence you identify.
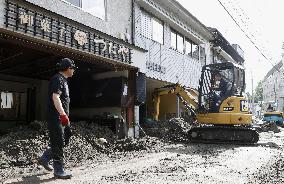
[170,28,202,59]
[171,30,177,49]
[192,42,199,60]
[141,11,152,39]
[200,46,206,62]
[177,34,184,53]
[82,0,106,20]
[65,0,106,20]
[141,11,164,44]
[171,30,184,53]
[185,39,192,55]
[65,0,81,7]
[152,18,164,44]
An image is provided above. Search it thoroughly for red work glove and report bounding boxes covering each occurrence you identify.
[60,114,69,126]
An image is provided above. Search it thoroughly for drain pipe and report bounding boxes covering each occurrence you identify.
[131,0,135,44]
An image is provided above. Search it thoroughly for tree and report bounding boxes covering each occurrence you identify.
[254,80,263,103]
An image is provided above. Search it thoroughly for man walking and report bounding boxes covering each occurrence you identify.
[38,58,77,179]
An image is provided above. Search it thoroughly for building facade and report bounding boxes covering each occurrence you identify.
[0,0,248,136]
[262,60,284,112]
[0,0,147,137]
[134,0,213,88]
[133,0,213,120]
[133,0,245,121]
[208,27,245,66]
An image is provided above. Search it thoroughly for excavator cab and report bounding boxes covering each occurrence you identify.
[189,62,259,143]
[195,62,253,127]
[198,62,245,113]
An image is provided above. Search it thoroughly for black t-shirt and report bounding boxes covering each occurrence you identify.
[47,73,70,116]
[219,78,233,98]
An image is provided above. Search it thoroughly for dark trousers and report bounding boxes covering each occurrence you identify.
[47,117,72,162]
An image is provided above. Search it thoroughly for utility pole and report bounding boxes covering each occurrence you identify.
[274,84,277,110]
[251,71,254,115]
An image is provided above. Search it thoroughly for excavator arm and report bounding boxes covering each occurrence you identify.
[152,84,199,121]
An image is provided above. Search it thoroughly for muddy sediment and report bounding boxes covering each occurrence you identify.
[1,118,284,183]
[255,121,281,133]
[248,153,284,184]
[0,120,164,182]
[143,118,194,143]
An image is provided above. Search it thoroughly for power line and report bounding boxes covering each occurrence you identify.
[226,0,272,60]
[217,0,280,72]
[227,1,260,45]
[219,1,262,52]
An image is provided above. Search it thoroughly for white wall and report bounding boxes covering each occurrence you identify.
[134,0,212,88]
[263,60,284,112]
[132,49,147,73]
[25,0,133,41]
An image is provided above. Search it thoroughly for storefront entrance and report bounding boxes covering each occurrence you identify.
[0,34,136,135]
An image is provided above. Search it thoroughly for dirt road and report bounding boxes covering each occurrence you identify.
[4,130,284,184]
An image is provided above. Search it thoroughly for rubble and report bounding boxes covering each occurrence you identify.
[2,118,284,183]
[110,137,163,152]
[143,118,193,143]
[0,120,164,182]
[255,122,281,133]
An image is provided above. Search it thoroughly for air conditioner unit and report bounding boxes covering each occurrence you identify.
[118,32,125,40]
[118,32,131,42]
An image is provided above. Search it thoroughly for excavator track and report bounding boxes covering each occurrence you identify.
[188,126,259,144]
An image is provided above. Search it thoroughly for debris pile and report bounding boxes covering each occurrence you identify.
[110,137,163,152]
[68,121,116,158]
[144,118,193,142]
[70,121,163,154]
[0,120,164,181]
[0,123,49,169]
[255,122,281,133]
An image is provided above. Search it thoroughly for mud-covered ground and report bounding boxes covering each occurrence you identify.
[2,119,284,184]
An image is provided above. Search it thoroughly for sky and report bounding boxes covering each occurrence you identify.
[177,0,284,93]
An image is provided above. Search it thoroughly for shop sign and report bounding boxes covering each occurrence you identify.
[146,61,166,74]
[4,0,132,64]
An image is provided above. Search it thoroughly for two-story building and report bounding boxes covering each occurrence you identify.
[133,0,213,121]
[133,0,245,121]
[0,0,147,137]
[0,0,248,137]
[263,60,284,112]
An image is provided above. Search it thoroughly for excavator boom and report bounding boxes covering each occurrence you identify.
[152,84,198,121]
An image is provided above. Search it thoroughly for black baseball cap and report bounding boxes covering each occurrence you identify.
[56,58,78,71]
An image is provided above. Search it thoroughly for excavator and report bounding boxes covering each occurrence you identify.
[263,103,284,125]
[152,62,259,144]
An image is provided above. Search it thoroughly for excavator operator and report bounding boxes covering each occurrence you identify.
[210,72,231,112]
